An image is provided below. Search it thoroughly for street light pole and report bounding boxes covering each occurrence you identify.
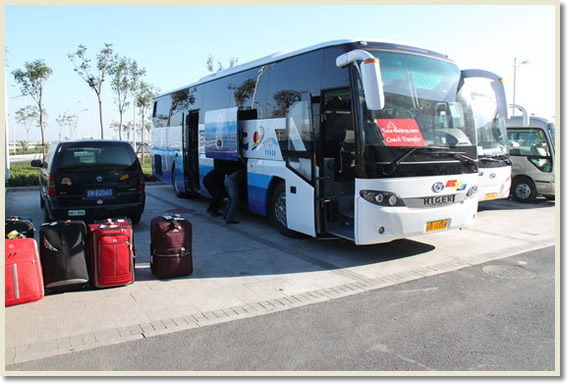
[512,57,529,116]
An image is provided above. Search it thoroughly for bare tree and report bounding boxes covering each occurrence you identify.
[56,112,78,140]
[12,60,53,155]
[136,81,158,161]
[206,55,239,73]
[109,56,146,141]
[68,43,113,139]
[15,105,38,144]
[109,121,121,140]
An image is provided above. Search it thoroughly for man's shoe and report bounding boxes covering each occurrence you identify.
[207,208,222,217]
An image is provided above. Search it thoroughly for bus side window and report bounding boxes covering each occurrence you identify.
[230,67,263,112]
[153,96,171,128]
[203,77,233,112]
[265,50,323,119]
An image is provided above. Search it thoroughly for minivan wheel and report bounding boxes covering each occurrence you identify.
[512,176,537,203]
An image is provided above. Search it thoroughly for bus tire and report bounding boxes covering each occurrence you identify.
[269,181,301,238]
[512,176,537,203]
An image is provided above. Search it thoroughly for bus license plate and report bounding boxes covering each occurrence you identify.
[85,188,114,199]
[426,219,449,232]
[68,210,86,217]
[484,193,497,200]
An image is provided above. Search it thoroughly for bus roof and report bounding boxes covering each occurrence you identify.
[155,38,450,99]
[506,115,551,130]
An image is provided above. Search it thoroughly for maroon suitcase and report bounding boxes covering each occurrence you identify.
[5,238,44,307]
[88,220,135,288]
[150,215,192,279]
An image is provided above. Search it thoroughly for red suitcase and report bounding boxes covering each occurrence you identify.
[150,215,192,279]
[88,220,135,288]
[5,238,44,307]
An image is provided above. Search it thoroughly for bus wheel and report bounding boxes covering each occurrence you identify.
[270,182,300,238]
[512,176,537,203]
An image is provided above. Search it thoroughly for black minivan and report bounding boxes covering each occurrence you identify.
[32,140,145,223]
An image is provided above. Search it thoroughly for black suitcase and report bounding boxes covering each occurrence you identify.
[5,216,35,239]
[39,220,90,294]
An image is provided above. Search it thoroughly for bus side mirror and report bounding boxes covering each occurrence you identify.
[336,50,385,111]
[510,104,530,127]
[360,58,385,111]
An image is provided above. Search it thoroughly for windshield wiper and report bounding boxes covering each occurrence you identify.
[383,147,477,176]
[479,154,512,165]
[447,152,477,170]
[383,148,418,176]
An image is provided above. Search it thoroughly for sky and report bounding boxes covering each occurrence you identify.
[3,4,558,142]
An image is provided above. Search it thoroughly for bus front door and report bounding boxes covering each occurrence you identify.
[318,89,356,240]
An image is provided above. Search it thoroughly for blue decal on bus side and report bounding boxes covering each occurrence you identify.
[199,164,214,199]
[150,148,170,184]
[247,173,272,216]
[173,156,186,193]
[204,108,239,161]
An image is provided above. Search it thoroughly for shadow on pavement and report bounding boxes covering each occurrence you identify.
[133,236,435,281]
[478,198,555,212]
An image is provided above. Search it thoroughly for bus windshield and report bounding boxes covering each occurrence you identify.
[459,77,508,157]
[547,122,555,148]
[362,51,476,150]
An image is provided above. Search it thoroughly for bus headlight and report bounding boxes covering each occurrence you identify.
[360,190,406,207]
[466,185,478,198]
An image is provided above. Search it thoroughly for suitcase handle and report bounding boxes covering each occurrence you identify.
[161,217,183,232]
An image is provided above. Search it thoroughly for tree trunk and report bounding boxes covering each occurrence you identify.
[141,110,145,162]
[38,89,45,156]
[98,96,104,139]
[118,112,123,141]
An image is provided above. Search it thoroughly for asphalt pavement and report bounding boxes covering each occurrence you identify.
[3,183,557,373]
[5,246,555,372]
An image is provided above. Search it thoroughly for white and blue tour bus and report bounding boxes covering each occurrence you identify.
[151,39,508,245]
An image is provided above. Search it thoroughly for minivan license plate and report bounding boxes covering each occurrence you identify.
[85,188,114,199]
[426,219,449,232]
[68,210,86,217]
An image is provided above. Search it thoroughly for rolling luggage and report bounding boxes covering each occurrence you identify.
[88,219,135,288]
[150,215,193,279]
[5,238,44,306]
[5,216,35,239]
[39,221,90,294]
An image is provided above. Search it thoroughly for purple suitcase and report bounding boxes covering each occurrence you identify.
[150,215,192,279]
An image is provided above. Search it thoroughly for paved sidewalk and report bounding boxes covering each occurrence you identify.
[4,185,556,365]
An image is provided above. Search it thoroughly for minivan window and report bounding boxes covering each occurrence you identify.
[56,144,137,171]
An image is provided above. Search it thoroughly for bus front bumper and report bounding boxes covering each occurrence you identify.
[354,198,478,245]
